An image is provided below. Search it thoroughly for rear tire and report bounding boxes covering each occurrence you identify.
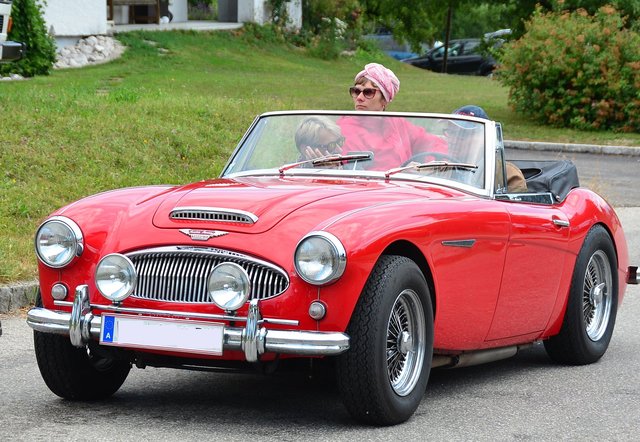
[337,255,433,425]
[544,225,618,365]
[33,292,130,400]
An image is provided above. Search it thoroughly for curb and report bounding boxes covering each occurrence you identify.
[1,141,639,314]
[0,281,38,314]
[505,140,640,156]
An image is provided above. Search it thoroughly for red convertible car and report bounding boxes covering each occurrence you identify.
[27,111,637,425]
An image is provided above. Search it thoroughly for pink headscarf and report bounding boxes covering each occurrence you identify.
[354,62,400,103]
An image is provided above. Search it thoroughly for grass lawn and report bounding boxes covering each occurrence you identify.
[1,29,639,284]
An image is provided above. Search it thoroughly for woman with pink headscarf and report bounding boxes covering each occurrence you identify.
[337,62,447,169]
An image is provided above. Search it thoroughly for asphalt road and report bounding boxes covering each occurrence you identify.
[506,148,640,207]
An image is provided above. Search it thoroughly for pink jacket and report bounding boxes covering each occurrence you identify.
[337,116,448,170]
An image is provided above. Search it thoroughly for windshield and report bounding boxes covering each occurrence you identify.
[223,112,487,189]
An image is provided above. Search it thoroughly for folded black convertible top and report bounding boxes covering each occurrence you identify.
[511,159,580,202]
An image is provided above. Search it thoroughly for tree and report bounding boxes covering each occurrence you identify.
[361,0,446,52]
[0,0,56,77]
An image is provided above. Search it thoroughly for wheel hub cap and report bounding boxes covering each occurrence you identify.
[398,331,412,355]
[589,282,605,308]
[386,289,426,397]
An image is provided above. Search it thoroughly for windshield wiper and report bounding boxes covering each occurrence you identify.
[278,152,374,175]
[384,161,478,179]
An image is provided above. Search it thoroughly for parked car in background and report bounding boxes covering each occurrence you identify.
[403,38,499,76]
[27,110,637,425]
[362,31,426,60]
[0,0,25,62]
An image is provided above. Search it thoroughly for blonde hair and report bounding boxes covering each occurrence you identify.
[295,116,343,151]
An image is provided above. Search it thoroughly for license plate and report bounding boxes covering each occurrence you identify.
[100,314,224,355]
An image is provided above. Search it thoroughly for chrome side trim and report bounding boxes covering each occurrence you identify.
[441,239,476,248]
[170,206,258,224]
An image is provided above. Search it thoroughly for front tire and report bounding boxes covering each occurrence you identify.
[33,293,130,400]
[337,255,434,425]
[544,225,618,365]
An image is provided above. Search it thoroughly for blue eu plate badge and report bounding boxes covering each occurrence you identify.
[102,315,115,343]
[99,313,224,355]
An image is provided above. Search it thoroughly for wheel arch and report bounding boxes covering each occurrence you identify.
[593,221,619,265]
[382,240,436,319]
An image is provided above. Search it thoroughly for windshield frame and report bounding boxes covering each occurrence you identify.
[221,110,499,197]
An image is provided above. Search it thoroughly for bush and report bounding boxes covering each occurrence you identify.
[497,5,640,132]
[0,0,56,77]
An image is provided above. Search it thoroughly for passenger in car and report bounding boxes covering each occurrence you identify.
[451,105,528,193]
[338,62,448,169]
[295,116,345,161]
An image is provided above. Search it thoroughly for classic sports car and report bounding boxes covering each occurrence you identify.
[27,111,637,426]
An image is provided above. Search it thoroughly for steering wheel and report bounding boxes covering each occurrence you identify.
[401,151,460,167]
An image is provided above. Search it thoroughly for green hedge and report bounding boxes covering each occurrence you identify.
[498,6,640,132]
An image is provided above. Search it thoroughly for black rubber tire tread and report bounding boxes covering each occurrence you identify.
[336,255,433,426]
[33,293,130,400]
[544,225,618,365]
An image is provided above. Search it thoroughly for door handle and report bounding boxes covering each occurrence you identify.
[552,218,570,227]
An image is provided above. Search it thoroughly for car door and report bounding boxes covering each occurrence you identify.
[438,41,464,73]
[451,40,484,74]
[485,201,571,341]
[428,198,511,349]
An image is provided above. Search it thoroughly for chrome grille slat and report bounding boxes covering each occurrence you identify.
[127,247,288,303]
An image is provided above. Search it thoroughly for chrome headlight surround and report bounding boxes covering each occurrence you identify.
[35,216,84,268]
[95,253,137,302]
[207,262,251,311]
[294,231,346,285]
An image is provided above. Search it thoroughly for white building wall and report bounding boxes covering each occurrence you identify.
[238,0,301,29]
[167,0,187,22]
[42,0,107,38]
[286,0,301,29]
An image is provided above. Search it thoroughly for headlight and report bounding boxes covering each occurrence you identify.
[294,232,346,285]
[95,254,136,302]
[207,262,251,311]
[35,216,84,268]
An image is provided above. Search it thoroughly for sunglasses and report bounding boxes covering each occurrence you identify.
[311,136,345,151]
[349,87,379,99]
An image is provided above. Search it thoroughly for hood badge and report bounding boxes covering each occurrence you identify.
[179,229,229,241]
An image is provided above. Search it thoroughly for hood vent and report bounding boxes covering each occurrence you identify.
[170,206,258,224]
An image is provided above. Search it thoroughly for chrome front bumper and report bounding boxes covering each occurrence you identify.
[27,285,349,363]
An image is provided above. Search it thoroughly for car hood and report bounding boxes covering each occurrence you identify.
[151,176,432,234]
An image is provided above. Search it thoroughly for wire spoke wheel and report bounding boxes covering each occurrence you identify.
[386,289,426,396]
[543,226,618,365]
[582,250,612,341]
[337,255,433,425]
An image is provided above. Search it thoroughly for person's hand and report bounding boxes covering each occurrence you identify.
[301,145,328,160]
[301,146,343,168]
[301,146,343,160]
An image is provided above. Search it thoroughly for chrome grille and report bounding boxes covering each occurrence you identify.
[170,207,257,224]
[127,246,288,303]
